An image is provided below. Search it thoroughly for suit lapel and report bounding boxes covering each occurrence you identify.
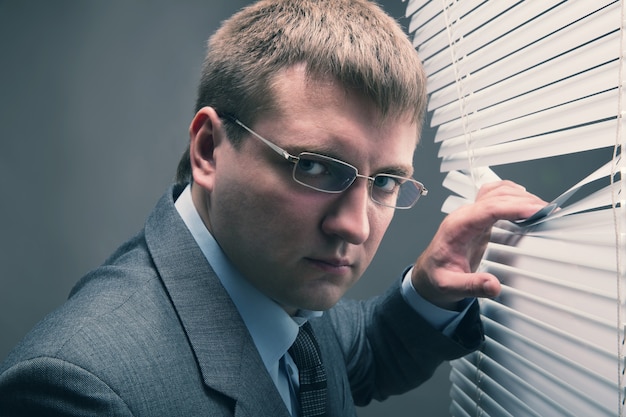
[144,185,291,417]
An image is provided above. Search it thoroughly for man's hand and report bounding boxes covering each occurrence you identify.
[411,180,547,310]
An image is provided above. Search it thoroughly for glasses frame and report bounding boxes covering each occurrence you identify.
[219,113,428,209]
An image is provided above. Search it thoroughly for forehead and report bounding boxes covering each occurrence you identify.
[260,65,419,171]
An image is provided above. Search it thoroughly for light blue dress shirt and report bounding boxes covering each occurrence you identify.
[174,185,472,415]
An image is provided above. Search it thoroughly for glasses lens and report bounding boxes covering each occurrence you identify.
[293,153,425,209]
[371,175,422,209]
[293,153,356,192]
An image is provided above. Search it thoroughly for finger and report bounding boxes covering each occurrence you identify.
[476,180,526,198]
[478,272,502,298]
[412,265,502,309]
[458,189,547,227]
[441,271,502,302]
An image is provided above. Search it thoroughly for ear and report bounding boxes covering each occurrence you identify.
[189,107,226,192]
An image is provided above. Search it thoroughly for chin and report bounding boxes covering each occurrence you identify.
[280,279,354,313]
[301,286,347,312]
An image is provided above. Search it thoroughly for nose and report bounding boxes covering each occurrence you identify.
[320,178,371,245]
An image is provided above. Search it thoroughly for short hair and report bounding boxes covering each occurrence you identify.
[176,0,427,184]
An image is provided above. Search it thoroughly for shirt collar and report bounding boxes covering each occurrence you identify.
[174,184,322,373]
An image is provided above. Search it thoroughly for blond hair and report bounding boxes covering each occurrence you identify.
[176,0,427,183]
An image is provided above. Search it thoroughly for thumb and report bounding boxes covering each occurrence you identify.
[461,271,501,299]
[413,268,502,309]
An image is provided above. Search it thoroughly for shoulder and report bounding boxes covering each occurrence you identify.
[0,247,201,414]
[2,246,184,366]
[0,356,134,416]
[0,185,221,414]
[1,219,190,375]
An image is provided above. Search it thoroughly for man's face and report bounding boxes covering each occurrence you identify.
[202,66,419,314]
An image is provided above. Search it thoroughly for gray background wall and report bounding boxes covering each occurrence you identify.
[0,1,606,416]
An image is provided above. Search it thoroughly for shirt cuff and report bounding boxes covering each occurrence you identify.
[400,266,476,337]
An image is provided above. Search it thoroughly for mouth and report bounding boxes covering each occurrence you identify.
[305,257,354,274]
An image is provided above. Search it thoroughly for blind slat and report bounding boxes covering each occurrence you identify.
[406,0,444,27]
[423,1,617,93]
[486,229,618,271]
[452,357,582,417]
[450,370,520,417]
[543,180,621,219]
[442,159,622,230]
[493,287,616,351]
[436,88,618,150]
[428,31,619,112]
[483,260,615,317]
[481,299,617,380]
[457,352,614,417]
[482,317,616,392]
[487,245,618,295]
[449,400,473,417]
[465,341,616,416]
[432,59,618,130]
[421,0,568,84]
[522,208,623,244]
[480,337,616,411]
[481,297,616,367]
[414,0,518,61]
[440,119,617,171]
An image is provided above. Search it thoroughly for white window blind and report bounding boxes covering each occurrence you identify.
[404,0,626,415]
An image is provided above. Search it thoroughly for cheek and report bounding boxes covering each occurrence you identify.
[365,210,395,252]
[212,167,313,240]
[340,213,393,295]
[370,205,395,236]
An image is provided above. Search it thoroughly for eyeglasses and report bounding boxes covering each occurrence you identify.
[220,113,428,209]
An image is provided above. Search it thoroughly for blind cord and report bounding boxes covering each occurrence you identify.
[441,0,479,193]
[441,1,484,415]
[615,2,625,415]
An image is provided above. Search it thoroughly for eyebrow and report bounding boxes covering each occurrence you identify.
[379,166,414,178]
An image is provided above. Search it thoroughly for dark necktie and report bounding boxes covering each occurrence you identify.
[288,321,327,417]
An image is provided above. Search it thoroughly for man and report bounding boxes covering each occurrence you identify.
[0,0,545,416]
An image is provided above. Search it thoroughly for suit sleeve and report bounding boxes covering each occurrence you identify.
[326,280,483,406]
[0,356,134,417]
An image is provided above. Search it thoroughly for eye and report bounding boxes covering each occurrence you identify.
[297,158,329,176]
[373,175,401,193]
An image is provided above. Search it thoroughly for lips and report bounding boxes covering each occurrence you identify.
[305,257,353,274]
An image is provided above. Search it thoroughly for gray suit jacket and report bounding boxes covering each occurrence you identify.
[0,184,483,416]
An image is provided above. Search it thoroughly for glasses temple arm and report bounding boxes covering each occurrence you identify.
[217,111,297,162]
